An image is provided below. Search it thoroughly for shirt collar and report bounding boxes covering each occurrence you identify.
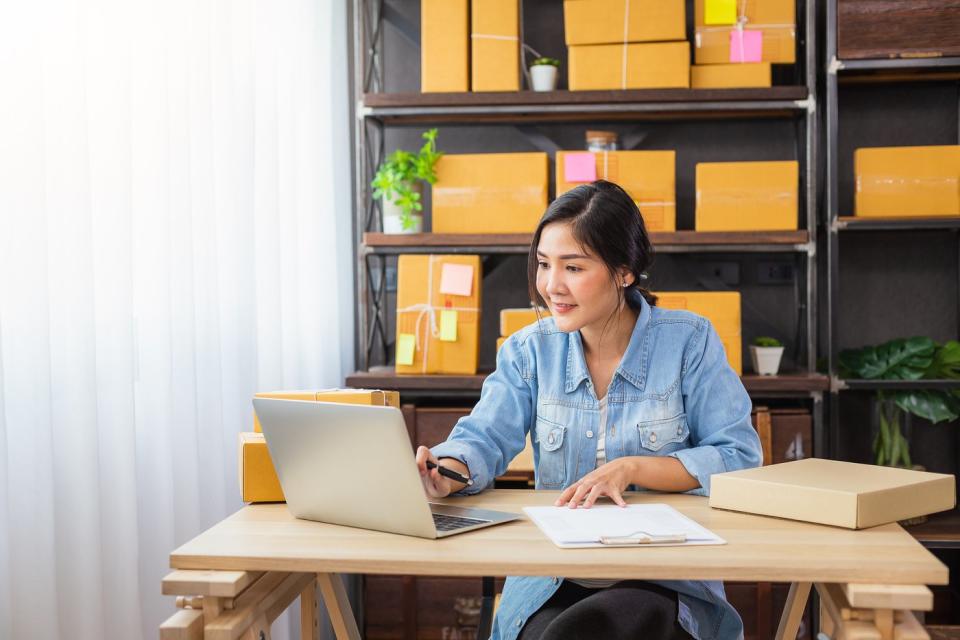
[564,290,651,394]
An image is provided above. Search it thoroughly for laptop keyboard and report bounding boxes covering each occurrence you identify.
[432,513,490,532]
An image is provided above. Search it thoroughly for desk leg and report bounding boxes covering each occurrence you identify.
[316,573,361,640]
[300,577,318,640]
[775,581,812,640]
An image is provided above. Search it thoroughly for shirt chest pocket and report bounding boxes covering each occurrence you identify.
[535,416,566,488]
[636,413,690,454]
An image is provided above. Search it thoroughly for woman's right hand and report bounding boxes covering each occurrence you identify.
[415,446,454,498]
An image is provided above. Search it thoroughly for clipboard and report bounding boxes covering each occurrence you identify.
[523,504,726,549]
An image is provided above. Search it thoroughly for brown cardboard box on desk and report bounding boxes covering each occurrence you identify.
[693,0,795,65]
[252,388,399,432]
[239,432,284,503]
[854,146,960,218]
[563,0,685,46]
[556,150,676,232]
[691,63,771,88]
[695,160,798,231]
[472,0,520,92]
[432,153,548,234]
[655,291,741,374]
[710,458,956,529]
[421,0,469,92]
[568,41,690,91]
[396,255,482,375]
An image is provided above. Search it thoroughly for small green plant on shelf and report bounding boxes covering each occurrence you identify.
[370,128,443,232]
[752,336,782,348]
[839,337,960,468]
[749,336,785,376]
[530,57,560,68]
[529,57,561,91]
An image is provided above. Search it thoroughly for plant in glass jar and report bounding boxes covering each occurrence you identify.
[370,128,443,233]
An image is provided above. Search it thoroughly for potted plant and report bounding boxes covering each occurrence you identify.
[370,128,443,233]
[529,57,560,92]
[750,336,785,376]
[840,337,960,468]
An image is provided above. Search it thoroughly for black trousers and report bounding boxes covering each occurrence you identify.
[517,580,694,640]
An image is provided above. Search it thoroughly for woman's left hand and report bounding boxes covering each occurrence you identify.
[554,457,639,509]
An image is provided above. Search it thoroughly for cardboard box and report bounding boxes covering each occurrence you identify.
[253,389,400,432]
[396,255,482,375]
[695,161,798,231]
[854,146,960,218]
[694,0,795,64]
[556,151,676,231]
[500,308,551,337]
[654,291,741,374]
[710,458,956,529]
[238,432,284,503]
[421,0,469,92]
[563,0,686,46]
[568,42,690,91]
[691,63,771,88]
[433,153,549,234]
[472,0,520,92]
[496,336,507,351]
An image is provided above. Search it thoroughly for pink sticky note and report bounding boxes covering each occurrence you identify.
[564,153,597,183]
[439,263,474,297]
[729,30,762,63]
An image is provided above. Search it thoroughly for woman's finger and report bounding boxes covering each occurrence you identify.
[609,485,627,507]
[581,484,606,509]
[554,480,580,506]
[567,482,592,509]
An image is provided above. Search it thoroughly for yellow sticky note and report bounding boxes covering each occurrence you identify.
[705,0,737,25]
[397,333,416,366]
[440,310,458,342]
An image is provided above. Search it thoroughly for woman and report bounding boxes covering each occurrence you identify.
[415,180,762,640]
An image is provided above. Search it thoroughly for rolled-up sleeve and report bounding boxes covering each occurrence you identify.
[670,317,762,496]
[430,335,534,494]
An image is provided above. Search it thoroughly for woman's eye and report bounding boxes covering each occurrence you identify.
[566,265,581,272]
[538,261,549,269]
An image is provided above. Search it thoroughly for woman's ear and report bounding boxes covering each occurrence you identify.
[618,268,635,288]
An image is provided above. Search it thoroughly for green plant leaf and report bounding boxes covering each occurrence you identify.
[838,337,935,380]
[927,340,960,380]
[893,390,960,424]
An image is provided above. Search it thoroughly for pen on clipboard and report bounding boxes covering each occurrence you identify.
[599,533,687,546]
[426,460,473,486]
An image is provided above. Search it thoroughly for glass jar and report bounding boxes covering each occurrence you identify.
[586,130,617,152]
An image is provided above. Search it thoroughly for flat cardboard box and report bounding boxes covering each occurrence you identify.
[691,63,771,88]
[238,432,284,503]
[710,458,956,529]
[855,146,960,218]
[556,150,676,231]
[695,160,798,231]
[500,307,551,337]
[654,291,741,374]
[568,42,690,91]
[472,0,520,92]
[563,0,686,46]
[433,153,548,234]
[396,255,482,375]
[694,0,795,64]
[253,389,400,432]
[421,0,469,92]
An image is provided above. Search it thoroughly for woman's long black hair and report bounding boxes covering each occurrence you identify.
[527,180,657,316]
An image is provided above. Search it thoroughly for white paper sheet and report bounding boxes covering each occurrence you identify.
[523,504,726,549]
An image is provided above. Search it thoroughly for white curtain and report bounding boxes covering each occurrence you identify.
[0,0,353,638]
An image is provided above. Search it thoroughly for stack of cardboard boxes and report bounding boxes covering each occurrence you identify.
[563,0,689,91]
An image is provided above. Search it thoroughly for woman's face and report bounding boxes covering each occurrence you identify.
[535,222,628,334]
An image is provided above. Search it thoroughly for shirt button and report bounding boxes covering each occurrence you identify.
[547,434,555,445]
[677,426,683,436]
[650,432,658,443]
[516,619,523,628]
[586,430,594,438]
[553,577,560,585]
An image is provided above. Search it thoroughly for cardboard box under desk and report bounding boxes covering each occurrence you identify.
[500,308,551,337]
[239,432,284,503]
[654,291,741,375]
[563,0,686,46]
[710,458,956,529]
[252,389,400,433]
[691,63,771,88]
[472,0,520,92]
[421,0,469,92]
[568,41,690,91]
[432,153,548,234]
[695,160,799,231]
[556,150,676,232]
[855,146,960,218]
[395,255,481,375]
[693,0,795,65]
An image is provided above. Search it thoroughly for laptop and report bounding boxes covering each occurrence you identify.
[253,398,520,538]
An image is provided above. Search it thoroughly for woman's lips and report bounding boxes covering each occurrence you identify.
[552,302,577,315]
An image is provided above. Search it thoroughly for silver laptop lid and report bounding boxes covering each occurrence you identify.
[253,398,437,538]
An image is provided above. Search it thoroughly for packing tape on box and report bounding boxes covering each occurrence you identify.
[695,186,794,205]
[396,255,479,374]
[856,175,960,191]
[695,23,795,49]
[433,184,546,208]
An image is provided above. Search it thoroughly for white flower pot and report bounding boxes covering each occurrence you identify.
[530,65,558,92]
[749,346,784,376]
[381,183,423,234]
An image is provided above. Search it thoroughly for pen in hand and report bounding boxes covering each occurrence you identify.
[426,460,473,486]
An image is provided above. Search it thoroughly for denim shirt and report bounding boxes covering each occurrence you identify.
[431,291,762,640]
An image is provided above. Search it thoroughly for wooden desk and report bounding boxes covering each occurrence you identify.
[164,490,949,640]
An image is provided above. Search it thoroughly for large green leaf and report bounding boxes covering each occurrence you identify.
[838,337,935,379]
[928,340,960,380]
[893,390,960,424]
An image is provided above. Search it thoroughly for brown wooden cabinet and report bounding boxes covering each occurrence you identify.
[838,1,960,60]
